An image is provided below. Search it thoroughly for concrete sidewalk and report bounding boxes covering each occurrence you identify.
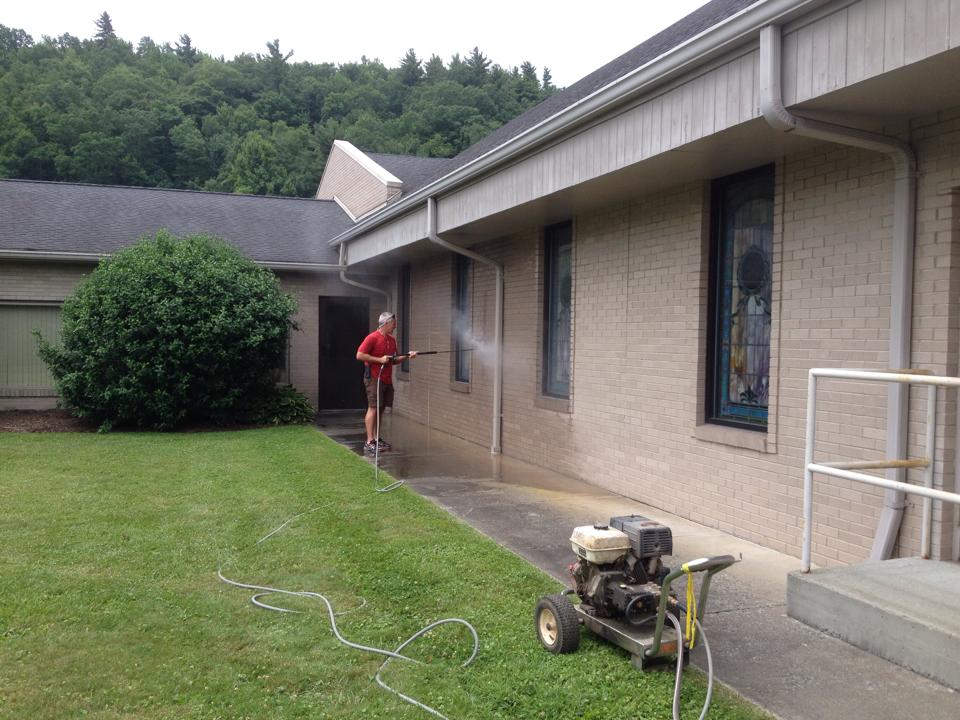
[318,411,959,720]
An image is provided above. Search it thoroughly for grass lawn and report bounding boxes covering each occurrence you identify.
[0,426,771,719]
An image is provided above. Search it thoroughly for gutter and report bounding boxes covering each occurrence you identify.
[328,0,825,247]
[759,25,918,562]
[427,197,503,455]
[0,248,346,274]
[338,243,391,311]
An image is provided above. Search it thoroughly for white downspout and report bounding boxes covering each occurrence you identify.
[427,196,503,455]
[338,241,392,312]
[760,25,917,560]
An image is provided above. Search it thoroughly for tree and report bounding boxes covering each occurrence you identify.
[218,131,286,195]
[169,118,210,184]
[398,48,422,86]
[520,61,538,83]
[37,231,307,429]
[542,67,556,92]
[423,54,445,83]
[465,47,490,85]
[263,39,293,90]
[0,23,560,197]
[94,12,116,47]
[175,34,198,66]
[0,25,33,63]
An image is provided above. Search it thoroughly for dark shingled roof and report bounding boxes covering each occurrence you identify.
[408,0,757,194]
[363,152,454,196]
[0,180,353,264]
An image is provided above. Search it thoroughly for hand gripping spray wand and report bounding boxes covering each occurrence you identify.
[372,349,473,494]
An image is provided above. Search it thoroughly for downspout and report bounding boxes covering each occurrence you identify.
[760,25,917,560]
[338,241,392,312]
[426,196,503,455]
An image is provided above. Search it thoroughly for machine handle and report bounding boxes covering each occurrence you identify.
[681,555,736,573]
[645,554,738,659]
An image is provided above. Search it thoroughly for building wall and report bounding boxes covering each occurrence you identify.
[394,110,960,566]
[0,261,381,414]
[274,270,380,409]
[0,261,91,409]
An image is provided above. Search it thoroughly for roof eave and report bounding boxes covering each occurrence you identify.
[328,0,822,248]
[0,249,344,272]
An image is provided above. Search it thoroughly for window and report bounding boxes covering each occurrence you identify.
[453,256,471,383]
[0,303,62,394]
[542,222,572,399]
[707,165,774,430]
[399,264,411,372]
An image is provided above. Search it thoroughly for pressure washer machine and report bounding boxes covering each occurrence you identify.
[535,516,735,717]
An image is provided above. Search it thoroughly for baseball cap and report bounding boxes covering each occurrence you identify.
[378,311,396,327]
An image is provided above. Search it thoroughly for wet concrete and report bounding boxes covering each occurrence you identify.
[317,410,960,720]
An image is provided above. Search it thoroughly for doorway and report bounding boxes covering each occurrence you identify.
[318,296,369,411]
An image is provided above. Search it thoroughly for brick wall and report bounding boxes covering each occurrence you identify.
[392,110,960,566]
[274,270,380,409]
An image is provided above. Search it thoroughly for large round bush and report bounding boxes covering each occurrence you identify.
[39,231,306,429]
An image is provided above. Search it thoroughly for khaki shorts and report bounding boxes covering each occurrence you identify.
[364,378,394,408]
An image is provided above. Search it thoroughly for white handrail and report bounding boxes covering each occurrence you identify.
[803,368,960,572]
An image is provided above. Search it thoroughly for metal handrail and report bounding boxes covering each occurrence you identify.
[803,368,960,572]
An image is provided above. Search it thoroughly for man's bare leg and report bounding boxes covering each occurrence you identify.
[364,406,377,443]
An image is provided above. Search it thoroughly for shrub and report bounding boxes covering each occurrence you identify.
[241,384,315,426]
[38,230,313,430]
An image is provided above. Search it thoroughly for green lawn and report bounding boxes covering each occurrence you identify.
[0,426,770,719]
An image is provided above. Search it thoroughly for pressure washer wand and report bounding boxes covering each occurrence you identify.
[399,348,474,356]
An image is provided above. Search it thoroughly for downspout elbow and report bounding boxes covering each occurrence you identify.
[759,26,797,132]
[338,241,392,311]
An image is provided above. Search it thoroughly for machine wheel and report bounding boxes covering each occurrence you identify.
[535,594,580,654]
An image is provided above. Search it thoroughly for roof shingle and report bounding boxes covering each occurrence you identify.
[407,0,757,194]
[363,152,454,197]
[0,180,353,264]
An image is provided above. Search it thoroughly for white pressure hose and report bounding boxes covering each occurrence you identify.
[218,507,479,719]
[374,365,403,493]
[665,611,714,720]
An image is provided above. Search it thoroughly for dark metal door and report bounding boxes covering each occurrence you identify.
[318,296,369,410]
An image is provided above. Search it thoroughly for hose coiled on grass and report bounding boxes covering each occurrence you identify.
[218,507,479,719]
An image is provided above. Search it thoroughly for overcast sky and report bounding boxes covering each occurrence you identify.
[5,0,711,87]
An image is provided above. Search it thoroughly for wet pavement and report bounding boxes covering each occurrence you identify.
[317,410,959,720]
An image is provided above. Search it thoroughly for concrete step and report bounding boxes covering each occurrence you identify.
[787,557,960,690]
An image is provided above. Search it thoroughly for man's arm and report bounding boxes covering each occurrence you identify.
[356,351,390,364]
[390,351,418,363]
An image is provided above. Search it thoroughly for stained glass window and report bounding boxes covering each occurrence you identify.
[710,166,774,429]
[453,256,471,383]
[399,264,411,372]
[543,222,572,399]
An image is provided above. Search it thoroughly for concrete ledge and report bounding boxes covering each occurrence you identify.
[693,422,769,453]
[787,558,960,690]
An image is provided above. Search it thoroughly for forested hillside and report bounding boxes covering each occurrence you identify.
[0,14,558,197]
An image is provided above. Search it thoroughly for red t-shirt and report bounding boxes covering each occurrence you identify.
[357,330,398,384]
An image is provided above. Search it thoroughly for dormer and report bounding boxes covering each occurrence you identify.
[316,140,403,221]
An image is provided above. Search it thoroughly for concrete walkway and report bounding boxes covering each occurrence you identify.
[317,411,959,720]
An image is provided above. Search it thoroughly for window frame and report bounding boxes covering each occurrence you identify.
[398,264,411,374]
[705,164,775,432]
[451,255,471,385]
[541,221,573,400]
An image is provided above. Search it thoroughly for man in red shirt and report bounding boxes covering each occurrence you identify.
[356,311,417,454]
